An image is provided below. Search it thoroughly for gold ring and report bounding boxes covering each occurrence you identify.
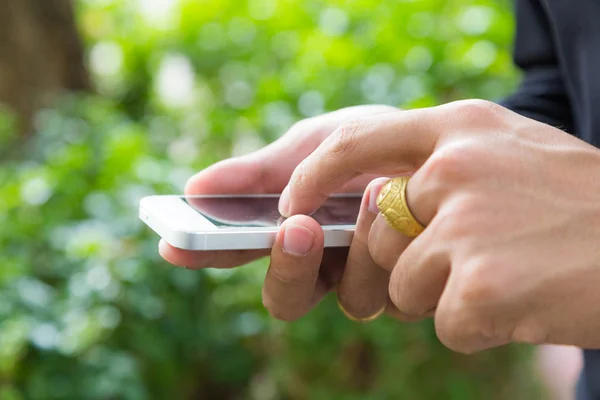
[337,300,386,323]
[376,176,424,237]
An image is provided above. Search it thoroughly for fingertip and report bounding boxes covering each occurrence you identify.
[184,171,203,195]
[282,226,315,257]
[184,157,260,195]
[273,215,324,258]
[278,185,291,217]
[366,177,390,214]
[280,215,324,243]
[184,164,221,195]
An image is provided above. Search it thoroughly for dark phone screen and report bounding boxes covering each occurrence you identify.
[183,195,361,228]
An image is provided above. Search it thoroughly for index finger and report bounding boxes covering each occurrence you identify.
[279,106,445,217]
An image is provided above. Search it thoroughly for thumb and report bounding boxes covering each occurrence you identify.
[263,215,326,321]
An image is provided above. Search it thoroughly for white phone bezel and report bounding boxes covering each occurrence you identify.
[139,194,359,250]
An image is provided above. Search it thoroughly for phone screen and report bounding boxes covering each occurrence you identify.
[183,195,361,228]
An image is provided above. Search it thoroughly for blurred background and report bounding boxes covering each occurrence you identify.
[0,0,556,398]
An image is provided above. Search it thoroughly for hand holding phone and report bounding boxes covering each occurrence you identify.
[155,105,398,323]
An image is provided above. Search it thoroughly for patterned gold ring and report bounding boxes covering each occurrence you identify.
[376,176,425,237]
[337,300,386,323]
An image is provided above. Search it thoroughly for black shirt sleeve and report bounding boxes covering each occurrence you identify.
[500,0,574,133]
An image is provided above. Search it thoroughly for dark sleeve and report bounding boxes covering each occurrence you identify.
[499,0,574,133]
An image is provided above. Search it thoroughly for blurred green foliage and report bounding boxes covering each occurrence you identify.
[0,0,544,399]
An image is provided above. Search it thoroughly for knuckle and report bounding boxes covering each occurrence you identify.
[368,237,386,268]
[388,279,424,318]
[436,257,512,353]
[454,98,497,112]
[420,145,479,189]
[390,247,446,316]
[455,257,503,306]
[368,229,397,270]
[289,160,317,197]
[290,160,308,187]
[329,120,363,158]
[449,99,505,125]
[434,195,483,242]
[370,250,393,271]
[435,306,490,354]
[435,309,473,353]
[269,265,315,286]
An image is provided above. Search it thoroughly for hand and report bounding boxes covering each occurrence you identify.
[160,105,410,321]
[279,99,600,352]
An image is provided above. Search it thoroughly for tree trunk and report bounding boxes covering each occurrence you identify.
[0,0,91,135]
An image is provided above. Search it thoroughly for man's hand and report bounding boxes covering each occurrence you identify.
[280,99,600,352]
[160,105,410,321]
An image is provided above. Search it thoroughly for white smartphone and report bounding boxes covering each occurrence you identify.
[139,194,362,250]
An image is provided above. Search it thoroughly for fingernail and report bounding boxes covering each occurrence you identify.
[279,185,291,217]
[283,225,314,256]
[368,178,390,214]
